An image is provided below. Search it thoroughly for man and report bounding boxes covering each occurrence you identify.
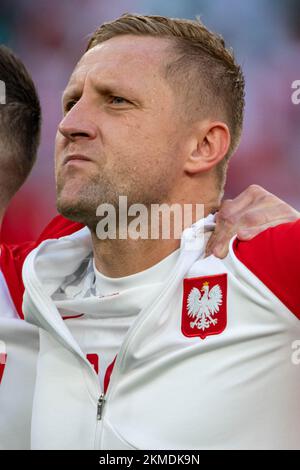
[1,45,292,452]
[21,14,300,449]
[0,45,83,449]
[0,45,42,450]
[0,45,293,452]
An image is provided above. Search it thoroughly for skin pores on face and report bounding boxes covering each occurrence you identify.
[55,35,189,228]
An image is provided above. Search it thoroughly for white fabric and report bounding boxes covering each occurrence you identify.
[0,270,18,319]
[0,271,39,449]
[22,215,300,450]
[51,248,180,390]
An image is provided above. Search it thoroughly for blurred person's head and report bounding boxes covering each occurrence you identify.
[55,14,245,230]
[0,45,41,224]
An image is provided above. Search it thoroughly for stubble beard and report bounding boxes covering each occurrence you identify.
[56,167,174,233]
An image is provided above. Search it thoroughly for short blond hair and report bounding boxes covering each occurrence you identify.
[87,13,245,190]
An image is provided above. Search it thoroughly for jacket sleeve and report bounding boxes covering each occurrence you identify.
[233,219,300,320]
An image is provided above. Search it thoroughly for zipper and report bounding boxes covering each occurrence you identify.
[97,393,105,420]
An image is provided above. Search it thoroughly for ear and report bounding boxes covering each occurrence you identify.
[184,121,231,175]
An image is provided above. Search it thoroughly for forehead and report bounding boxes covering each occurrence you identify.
[66,35,172,90]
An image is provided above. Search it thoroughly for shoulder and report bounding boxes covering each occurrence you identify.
[0,215,83,319]
[232,219,300,319]
[36,215,83,243]
[0,242,35,319]
[233,219,300,261]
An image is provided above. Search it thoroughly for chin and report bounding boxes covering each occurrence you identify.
[56,192,98,229]
[56,199,81,223]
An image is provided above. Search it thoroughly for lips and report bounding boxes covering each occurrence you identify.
[63,154,92,165]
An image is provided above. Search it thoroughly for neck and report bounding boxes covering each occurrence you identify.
[91,199,218,278]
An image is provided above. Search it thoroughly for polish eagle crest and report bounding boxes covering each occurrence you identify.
[187,282,223,331]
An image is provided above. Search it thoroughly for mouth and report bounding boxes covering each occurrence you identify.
[63,154,93,165]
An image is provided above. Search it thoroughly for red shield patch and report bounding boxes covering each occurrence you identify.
[181,274,227,340]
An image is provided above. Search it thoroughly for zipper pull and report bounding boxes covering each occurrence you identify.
[97,393,105,420]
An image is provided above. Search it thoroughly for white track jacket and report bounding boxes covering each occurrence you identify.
[0,216,82,449]
[22,215,300,450]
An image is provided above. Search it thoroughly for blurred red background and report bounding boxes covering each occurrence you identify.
[1,0,299,243]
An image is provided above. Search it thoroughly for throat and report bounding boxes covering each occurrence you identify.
[91,235,181,278]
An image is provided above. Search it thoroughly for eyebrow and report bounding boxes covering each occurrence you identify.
[62,76,141,106]
[61,85,81,105]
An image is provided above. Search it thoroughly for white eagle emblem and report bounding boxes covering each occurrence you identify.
[187,282,223,330]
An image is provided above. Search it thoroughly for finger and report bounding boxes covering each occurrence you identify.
[237,217,300,240]
[211,219,282,259]
[211,241,231,259]
[207,208,240,255]
[213,191,261,243]
[206,222,235,256]
[208,186,299,257]
[226,199,298,232]
[206,231,217,256]
[213,211,299,256]
[212,206,243,245]
[206,226,236,258]
[236,205,300,237]
[216,187,290,234]
[210,214,300,258]
[218,185,269,219]
[206,224,237,258]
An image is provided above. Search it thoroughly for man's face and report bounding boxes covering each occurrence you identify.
[55,35,188,227]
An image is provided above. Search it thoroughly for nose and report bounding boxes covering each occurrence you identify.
[58,100,98,142]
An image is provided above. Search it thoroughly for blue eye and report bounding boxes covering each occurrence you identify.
[111,96,128,104]
[64,99,77,112]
